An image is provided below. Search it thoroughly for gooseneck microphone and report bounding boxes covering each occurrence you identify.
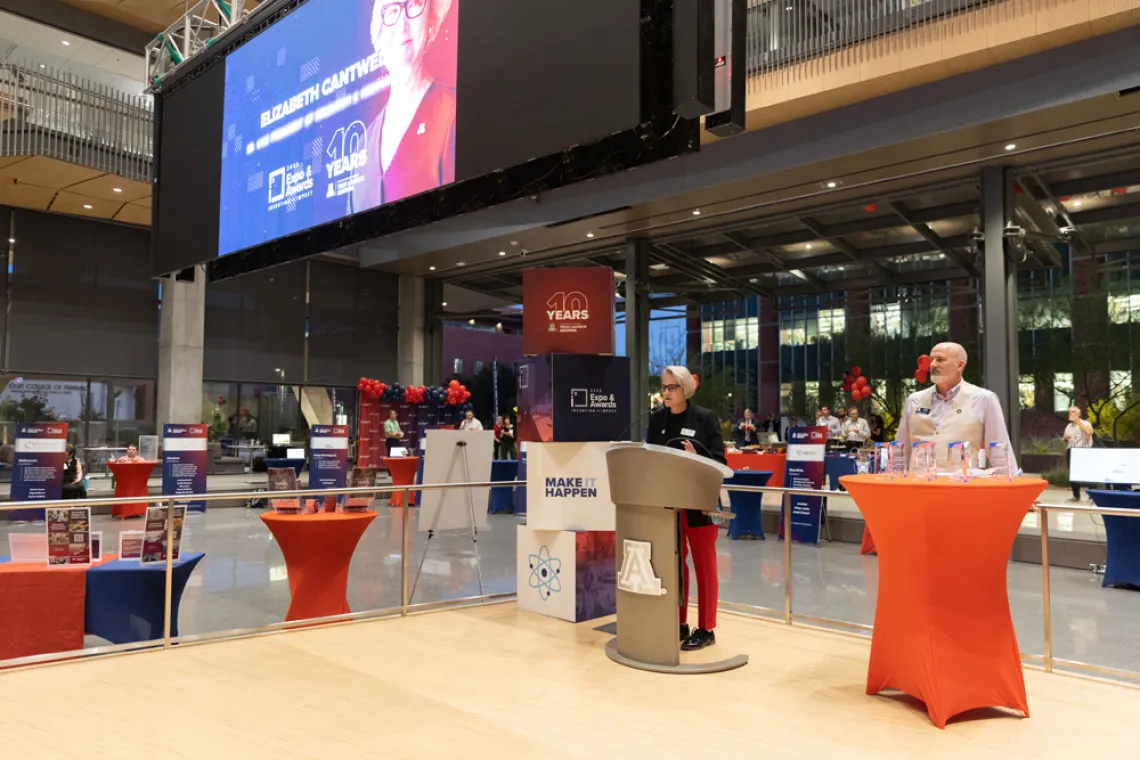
[615,407,660,443]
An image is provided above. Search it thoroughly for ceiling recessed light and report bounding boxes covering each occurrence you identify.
[586,232,594,238]
[692,209,701,216]
[441,301,448,307]
[498,251,506,256]
[826,181,838,189]
[749,278,758,284]
[83,204,92,209]
[7,238,14,244]
[61,40,71,46]
[112,187,122,193]
[468,319,475,325]
[785,4,793,9]
[1072,200,1083,208]
[1004,143,1017,151]
[456,261,466,267]
[39,64,45,69]
[428,266,436,271]
[805,243,813,250]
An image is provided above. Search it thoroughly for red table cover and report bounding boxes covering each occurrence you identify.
[107,461,157,519]
[383,457,419,506]
[260,512,377,622]
[725,451,786,488]
[840,474,1046,728]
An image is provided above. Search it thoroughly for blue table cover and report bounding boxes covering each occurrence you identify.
[264,458,305,477]
[488,459,520,514]
[1088,490,1140,589]
[725,470,772,539]
[827,455,859,491]
[514,450,528,516]
[84,552,205,644]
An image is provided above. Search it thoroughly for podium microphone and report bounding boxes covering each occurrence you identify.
[616,408,658,443]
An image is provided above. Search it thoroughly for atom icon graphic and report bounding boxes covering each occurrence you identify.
[528,545,562,600]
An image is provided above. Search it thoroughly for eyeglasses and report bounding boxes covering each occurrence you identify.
[378,0,426,27]
[660,384,681,393]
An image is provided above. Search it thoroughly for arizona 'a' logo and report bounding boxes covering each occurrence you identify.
[617,539,666,596]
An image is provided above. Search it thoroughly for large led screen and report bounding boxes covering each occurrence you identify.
[218,0,459,256]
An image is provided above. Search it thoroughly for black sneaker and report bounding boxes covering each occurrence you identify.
[681,628,716,651]
[680,623,690,642]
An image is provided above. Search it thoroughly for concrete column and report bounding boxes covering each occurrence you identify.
[757,295,780,415]
[397,275,426,386]
[625,238,650,440]
[981,166,1017,445]
[156,268,206,429]
[423,279,444,385]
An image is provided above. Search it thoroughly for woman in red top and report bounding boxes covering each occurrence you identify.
[354,0,456,211]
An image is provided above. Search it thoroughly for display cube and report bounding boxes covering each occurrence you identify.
[517,526,616,623]
[525,441,615,531]
[516,354,630,443]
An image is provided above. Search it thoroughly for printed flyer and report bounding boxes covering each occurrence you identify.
[162,424,209,511]
[140,505,186,565]
[10,422,69,522]
[46,506,91,567]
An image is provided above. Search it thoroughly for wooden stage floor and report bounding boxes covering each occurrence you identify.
[1,603,1136,758]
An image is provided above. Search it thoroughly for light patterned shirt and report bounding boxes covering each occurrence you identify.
[1064,422,1093,449]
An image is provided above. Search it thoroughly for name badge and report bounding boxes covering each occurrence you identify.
[917,408,931,416]
[681,428,696,437]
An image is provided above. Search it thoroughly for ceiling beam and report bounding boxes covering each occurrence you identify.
[651,241,771,298]
[798,217,897,282]
[886,201,978,276]
[720,231,825,291]
[1011,188,1065,268]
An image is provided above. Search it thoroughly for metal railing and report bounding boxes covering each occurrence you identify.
[0,62,153,182]
[0,477,1137,686]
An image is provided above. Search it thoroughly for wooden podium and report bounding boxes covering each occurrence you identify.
[604,443,748,674]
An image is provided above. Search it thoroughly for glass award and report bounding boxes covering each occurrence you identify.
[888,441,907,479]
[987,442,1013,481]
[909,441,935,480]
[856,451,872,475]
[946,441,970,481]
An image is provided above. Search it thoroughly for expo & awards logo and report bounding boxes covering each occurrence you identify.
[546,291,589,334]
[267,161,314,211]
[570,388,617,414]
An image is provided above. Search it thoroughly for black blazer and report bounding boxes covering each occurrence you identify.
[646,402,726,527]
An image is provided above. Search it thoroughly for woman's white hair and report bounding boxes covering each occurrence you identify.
[662,366,697,399]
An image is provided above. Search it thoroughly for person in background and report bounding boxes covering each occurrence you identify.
[499,417,517,459]
[459,409,483,431]
[61,445,86,499]
[734,408,757,448]
[869,413,886,444]
[646,365,726,652]
[384,409,403,456]
[117,444,143,463]
[842,407,870,452]
[818,405,844,446]
[1063,405,1094,502]
[492,415,504,459]
[895,342,1018,471]
[760,412,781,441]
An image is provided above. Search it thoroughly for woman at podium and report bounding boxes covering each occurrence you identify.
[646,365,726,652]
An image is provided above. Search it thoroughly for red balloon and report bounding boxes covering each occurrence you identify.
[449,380,459,389]
[855,376,867,388]
[913,369,925,382]
[918,354,931,368]
[863,386,873,400]
[851,366,862,378]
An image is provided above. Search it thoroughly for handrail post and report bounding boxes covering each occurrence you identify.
[163,496,175,648]
[783,492,792,624]
[1039,506,1053,673]
[401,489,410,616]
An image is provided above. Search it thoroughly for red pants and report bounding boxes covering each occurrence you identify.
[680,520,718,630]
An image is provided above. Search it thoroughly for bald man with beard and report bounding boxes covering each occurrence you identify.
[895,342,1019,472]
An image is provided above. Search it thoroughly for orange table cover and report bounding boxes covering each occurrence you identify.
[840,474,1046,728]
[725,451,785,488]
[0,555,116,661]
[261,511,377,622]
[860,526,876,555]
[107,461,157,519]
[383,457,419,506]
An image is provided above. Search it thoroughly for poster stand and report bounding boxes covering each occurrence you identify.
[410,440,485,602]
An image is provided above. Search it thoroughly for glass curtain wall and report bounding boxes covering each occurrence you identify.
[201,382,358,448]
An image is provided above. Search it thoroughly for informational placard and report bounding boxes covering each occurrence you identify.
[10,422,69,522]
[1071,447,1140,485]
[522,267,616,355]
[783,426,827,546]
[140,505,186,565]
[310,425,349,508]
[119,530,144,560]
[162,424,209,511]
[46,506,91,567]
